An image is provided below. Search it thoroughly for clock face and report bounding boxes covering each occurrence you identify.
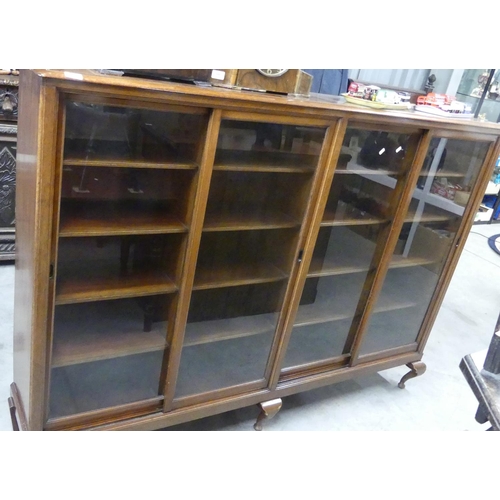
[256,69,288,78]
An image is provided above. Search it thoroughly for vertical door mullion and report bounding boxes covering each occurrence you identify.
[267,118,348,389]
[162,108,222,411]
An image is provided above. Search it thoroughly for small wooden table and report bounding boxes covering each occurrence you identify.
[459,350,500,431]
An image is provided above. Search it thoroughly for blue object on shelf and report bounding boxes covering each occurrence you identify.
[495,203,500,219]
[483,195,497,208]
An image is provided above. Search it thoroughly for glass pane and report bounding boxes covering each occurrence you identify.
[48,100,203,419]
[324,172,394,226]
[59,166,193,235]
[282,126,417,372]
[49,295,170,418]
[175,120,326,399]
[282,226,380,369]
[340,127,410,176]
[64,101,205,163]
[359,137,490,356]
[176,283,280,397]
[56,235,182,302]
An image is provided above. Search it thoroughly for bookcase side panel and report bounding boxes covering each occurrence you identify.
[13,71,60,430]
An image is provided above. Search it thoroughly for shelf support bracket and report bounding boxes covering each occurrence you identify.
[398,361,427,389]
[254,398,282,431]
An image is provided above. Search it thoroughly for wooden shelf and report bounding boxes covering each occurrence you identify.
[335,162,400,176]
[203,212,300,232]
[63,158,198,170]
[308,226,376,278]
[53,330,167,368]
[183,313,278,347]
[59,202,188,237]
[308,231,438,278]
[294,296,417,328]
[52,301,168,367]
[404,211,453,224]
[213,164,314,173]
[214,149,318,172]
[294,291,416,328]
[418,170,466,178]
[56,271,177,305]
[193,262,287,291]
[296,265,430,329]
[308,256,370,278]
[389,255,438,269]
[48,350,165,419]
[322,206,387,227]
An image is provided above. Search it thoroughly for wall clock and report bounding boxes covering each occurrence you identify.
[210,69,313,95]
[256,69,289,78]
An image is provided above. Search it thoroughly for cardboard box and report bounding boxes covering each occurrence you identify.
[408,225,454,274]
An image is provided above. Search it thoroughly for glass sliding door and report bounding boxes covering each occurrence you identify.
[358,136,490,357]
[48,100,207,419]
[281,126,421,372]
[175,119,327,400]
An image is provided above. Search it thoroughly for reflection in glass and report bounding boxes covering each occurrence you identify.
[339,128,410,175]
[281,125,421,373]
[214,121,324,168]
[324,174,393,225]
[64,101,205,163]
[359,138,490,356]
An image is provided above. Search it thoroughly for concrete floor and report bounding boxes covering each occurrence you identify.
[1,223,499,431]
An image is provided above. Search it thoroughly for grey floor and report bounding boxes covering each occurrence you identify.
[1,223,499,431]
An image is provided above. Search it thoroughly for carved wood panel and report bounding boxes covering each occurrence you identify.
[0,144,16,226]
[0,78,19,121]
[0,132,16,260]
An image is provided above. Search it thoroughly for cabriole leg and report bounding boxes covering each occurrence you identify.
[254,398,282,431]
[398,361,426,389]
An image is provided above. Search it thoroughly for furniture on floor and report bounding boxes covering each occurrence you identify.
[9,69,500,431]
[0,72,18,261]
[474,173,500,224]
[459,313,500,431]
[460,352,500,431]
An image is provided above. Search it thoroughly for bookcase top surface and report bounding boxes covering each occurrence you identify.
[27,69,500,134]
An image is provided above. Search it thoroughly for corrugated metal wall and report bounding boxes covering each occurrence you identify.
[348,69,430,91]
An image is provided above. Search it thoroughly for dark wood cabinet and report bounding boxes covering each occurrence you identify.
[0,73,18,261]
[9,69,500,431]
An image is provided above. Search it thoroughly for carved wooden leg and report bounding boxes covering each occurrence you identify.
[398,361,426,389]
[254,398,282,431]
